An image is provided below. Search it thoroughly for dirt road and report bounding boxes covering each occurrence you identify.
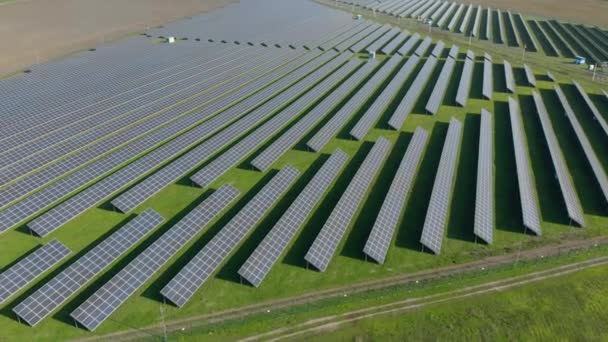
[0,0,237,76]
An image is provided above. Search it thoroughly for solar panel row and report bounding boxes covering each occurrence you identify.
[497,9,507,44]
[389,56,438,130]
[573,81,608,138]
[380,30,410,54]
[436,3,456,28]
[472,5,482,37]
[504,60,516,93]
[482,57,493,100]
[459,4,474,33]
[397,33,421,56]
[486,8,493,41]
[351,55,420,140]
[70,185,240,331]
[554,85,608,205]
[524,64,537,87]
[430,40,445,57]
[532,91,585,226]
[161,165,299,307]
[474,110,494,244]
[189,54,356,188]
[414,37,433,57]
[456,51,475,107]
[508,11,523,47]
[13,209,164,326]
[508,97,542,235]
[252,60,377,171]
[0,240,70,304]
[305,137,391,272]
[448,44,459,59]
[363,127,429,264]
[447,4,465,32]
[420,118,462,255]
[107,51,336,214]
[425,57,456,115]
[307,56,403,152]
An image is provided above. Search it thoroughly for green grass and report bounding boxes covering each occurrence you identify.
[1,5,608,341]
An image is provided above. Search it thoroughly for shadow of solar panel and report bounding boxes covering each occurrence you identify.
[364,128,428,264]
[508,97,542,235]
[573,81,608,138]
[524,64,537,87]
[190,53,355,188]
[351,55,420,140]
[397,33,420,56]
[380,30,410,54]
[482,57,493,100]
[504,60,516,93]
[0,240,70,305]
[305,137,391,272]
[420,118,462,255]
[70,185,239,331]
[307,56,402,152]
[425,57,456,114]
[161,166,299,307]
[389,56,438,130]
[13,209,164,326]
[252,60,377,171]
[239,150,348,287]
[554,85,608,205]
[532,91,584,226]
[474,109,494,244]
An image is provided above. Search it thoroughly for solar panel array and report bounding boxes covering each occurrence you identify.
[106,51,334,214]
[351,56,420,140]
[524,64,537,87]
[389,56,438,130]
[504,60,516,93]
[13,209,164,326]
[305,137,391,271]
[0,240,70,304]
[252,60,377,171]
[70,185,239,331]
[508,97,542,235]
[425,57,456,115]
[573,81,608,138]
[414,37,433,57]
[532,91,585,226]
[482,57,494,100]
[554,85,608,205]
[161,166,299,307]
[190,54,356,188]
[363,128,429,264]
[397,33,421,56]
[307,56,402,152]
[420,118,462,255]
[474,110,494,244]
[239,150,348,287]
[380,30,410,54]
[456,51,475,107]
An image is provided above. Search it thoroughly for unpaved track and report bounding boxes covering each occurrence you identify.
[0,0,237,76]
[244,256,608,341]
[75,236,608,342]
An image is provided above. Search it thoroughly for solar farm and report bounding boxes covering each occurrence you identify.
[0,0,607,339]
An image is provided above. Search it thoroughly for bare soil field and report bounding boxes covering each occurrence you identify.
[0,0,237,76]
[465,0,608,27]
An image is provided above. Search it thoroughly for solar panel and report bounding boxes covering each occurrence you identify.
[524,64,537,87]
[352,25,392,53]
[508,97,542,235]
[436,3,456,28]
[351,56,421,140]
[13,209,164,326]
[420,118,462,254]
[507,11,523,47]
[161,166,299,307]
[0,240,70,305]
[430,2,450,21]
[307,56,403,152]
[447,4,465,32]
[430,40,445,57]
[380,30,410,54]
[397,33,420,56]
[448,45,459,59]
[532,91,585,226]
[504,60,516,93]
[573,81,608,138]
[414,37,432,57]
[239,150,348,287]
[190,54,356,188]
[474,110,494,244]
[482,57,493,100]
[425,57,456,115]
[305,137,391,272]
[366,27,401,54]
[363,128,429,264]
[252,61,377,171]
[319,22,367,51]
[497,9,507,44]
[389,56,439,130]
[547,71,556,82]
[334,23,381,52]
[70,185,239,331]
[486,8,493,40]
[459,4,474,33]
[472,5,482,37]
[456,51,475,106]
[603,89,608,100]
[554,85,608,205]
